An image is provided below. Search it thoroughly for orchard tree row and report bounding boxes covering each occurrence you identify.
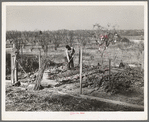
[6,27,144,50]
[6,30,93,50]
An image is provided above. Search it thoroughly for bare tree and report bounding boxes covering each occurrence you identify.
[33,31,50,90]
[64,30,75,46]
[50,31,63,50]
[93,23,118,68]
[76,31,91,65]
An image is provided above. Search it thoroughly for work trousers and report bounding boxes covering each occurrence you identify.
[67,56,74,70]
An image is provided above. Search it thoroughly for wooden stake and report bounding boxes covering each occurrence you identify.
[39,50,41,70]
[21,44,23,63]
[14,54,17,82]
[11,43,17,85]
[140,64,142,72]
[109,59,111,82]
[79,47,80,65]
[11,53,14,84]
[80,46,82,94]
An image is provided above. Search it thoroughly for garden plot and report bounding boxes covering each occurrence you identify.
[5,39,144,111]
[8,60,143,111]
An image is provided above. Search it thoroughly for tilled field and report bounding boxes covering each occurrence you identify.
[43,64,143,95]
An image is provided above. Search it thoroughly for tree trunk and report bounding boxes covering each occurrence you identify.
[34,57,47,90]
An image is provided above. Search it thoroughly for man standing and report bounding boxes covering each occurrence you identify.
[65,45,75,70]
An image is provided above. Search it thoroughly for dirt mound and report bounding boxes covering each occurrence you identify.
[99,68,144,94]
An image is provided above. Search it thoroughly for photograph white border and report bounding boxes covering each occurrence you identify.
[2,1,148,120]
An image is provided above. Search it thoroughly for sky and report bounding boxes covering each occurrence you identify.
[6,5,144,31]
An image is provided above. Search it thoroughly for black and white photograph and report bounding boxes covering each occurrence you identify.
[2,2,148,120]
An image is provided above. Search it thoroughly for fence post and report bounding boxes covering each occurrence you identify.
[79,47,80,66]
[39,49,41,70]
[20,44,23,63]
[11,53,14,84]
[11,43,18,85]
[14,53,17,82]
[140,64,142,72]
[80,46,82,94]
[109,59,111,82]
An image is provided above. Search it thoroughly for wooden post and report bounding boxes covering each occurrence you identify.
[39,49,41,70]
[14,54,17,82]
[11,43,18,84]
[140,64,142,72]
[109,59,111,82]
[21,44,23,63]
[15,46,18,83]
[80,46,82,94]
[11,53,14,84]
[78,47,80,66]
